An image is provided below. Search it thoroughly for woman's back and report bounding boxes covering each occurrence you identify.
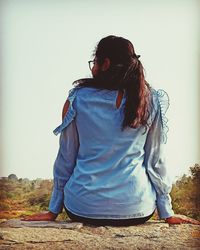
[55,86,159,219]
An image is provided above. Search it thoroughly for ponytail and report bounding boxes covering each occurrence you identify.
[121,55,150,130]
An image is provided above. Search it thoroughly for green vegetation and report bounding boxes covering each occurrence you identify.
[0,163,199,221]
[171,163,200,220]
[0,177,53,219]
[0,177,69,221]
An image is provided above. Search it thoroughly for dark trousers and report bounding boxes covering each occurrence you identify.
[64,206,155,226]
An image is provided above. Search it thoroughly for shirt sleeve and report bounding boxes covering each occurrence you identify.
[144,89,174,219]
[49,88,79,214]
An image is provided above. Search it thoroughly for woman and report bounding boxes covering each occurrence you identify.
[24,35,199,226]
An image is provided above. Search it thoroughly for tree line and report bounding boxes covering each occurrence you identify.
[0,164,199,220]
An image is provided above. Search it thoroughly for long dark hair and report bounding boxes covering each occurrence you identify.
[74,35,151,130]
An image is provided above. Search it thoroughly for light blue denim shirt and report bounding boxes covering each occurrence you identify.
[49,86,174,219]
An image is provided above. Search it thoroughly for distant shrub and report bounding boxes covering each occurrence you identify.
[28,193,51,209]
[0,191,13,199]
[8,174,18,181]
[0,202,10,211]
[27,181,52,210]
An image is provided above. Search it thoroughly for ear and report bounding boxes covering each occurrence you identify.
[101,58,111,71]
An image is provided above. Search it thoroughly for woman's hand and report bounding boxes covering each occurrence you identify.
[21,211,58,221]
[165,214,200,225]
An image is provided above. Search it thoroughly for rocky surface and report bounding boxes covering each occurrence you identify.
[0,219,200,249]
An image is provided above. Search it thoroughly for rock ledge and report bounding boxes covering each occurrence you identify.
[0,219,199,249]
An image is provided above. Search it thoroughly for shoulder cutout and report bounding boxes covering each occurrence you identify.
[116,90,124,109]
[53,87,79,136]
[62,99,70,121]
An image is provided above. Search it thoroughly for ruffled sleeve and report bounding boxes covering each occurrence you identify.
[144,89,174,219]
[157,89,170,144]
[53,87,79,136]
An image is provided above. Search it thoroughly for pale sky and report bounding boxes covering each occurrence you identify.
[0,0,199,180]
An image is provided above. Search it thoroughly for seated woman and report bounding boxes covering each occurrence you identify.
[24,35,199,226]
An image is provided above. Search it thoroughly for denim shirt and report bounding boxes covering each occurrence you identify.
[49,86,174,219]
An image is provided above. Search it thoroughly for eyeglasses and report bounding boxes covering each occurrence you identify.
[88,60,95,71]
